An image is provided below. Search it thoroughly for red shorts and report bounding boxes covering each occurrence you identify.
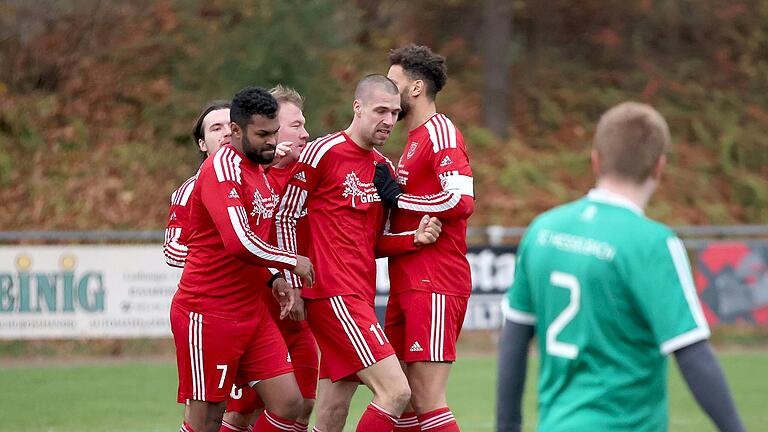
[170,303,292,403]
[226,325,319,413]
[385,290,468,363]
[306,295,394,382]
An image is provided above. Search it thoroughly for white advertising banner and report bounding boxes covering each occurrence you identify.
[0,246,182,339]
[0,244,517,339]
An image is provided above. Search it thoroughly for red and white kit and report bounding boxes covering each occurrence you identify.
[163,171,199,267]
[171,144,297,403]
[225,163,320,415]
[386,113,474,363]
[275,131,418,381]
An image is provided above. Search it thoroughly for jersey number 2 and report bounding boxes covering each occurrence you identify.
[546,271,580,359]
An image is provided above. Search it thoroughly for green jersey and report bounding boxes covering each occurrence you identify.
[504,189,710,432]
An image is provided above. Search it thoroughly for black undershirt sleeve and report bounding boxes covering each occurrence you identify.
[674,340,746,432]
[496,320,535,432]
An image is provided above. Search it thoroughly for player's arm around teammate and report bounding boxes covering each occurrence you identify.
[375,45,473,432]
[171,87,314,432]
[164,101,232,268]
[274,75,416,432]
[221,85,317,432]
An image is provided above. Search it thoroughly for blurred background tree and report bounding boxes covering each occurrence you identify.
[0,0,766,230]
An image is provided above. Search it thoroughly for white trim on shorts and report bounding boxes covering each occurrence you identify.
[329,296,376,367]
[430,293,446,362]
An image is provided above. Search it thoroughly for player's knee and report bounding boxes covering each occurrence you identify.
[222,410,250,428]
[270,391,303,420]
[381,381,411,413]
[298,398,315,422]
[323,397,352,425]
[410,390,445,415]
[395,385,412,411]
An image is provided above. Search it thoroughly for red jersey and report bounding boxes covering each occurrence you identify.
[389,113,475,297]
[274,132,418,302]
[163,172,197,267]
[264,164,311,331]
[173,145,297,320]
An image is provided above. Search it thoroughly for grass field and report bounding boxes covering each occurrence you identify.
[0,352,765,432]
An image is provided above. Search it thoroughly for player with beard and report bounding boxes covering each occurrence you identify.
[221,85,318,432]
[274,74,443,432]
[372,45,474,432]
[171,86,315,432]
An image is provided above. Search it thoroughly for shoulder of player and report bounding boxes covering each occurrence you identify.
[297,132,346,168]
[422,113,464,153]
[203,145,246,184]
[170,174,198,205]
[371,148,396,170]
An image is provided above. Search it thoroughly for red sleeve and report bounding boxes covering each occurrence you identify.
[163,177,196,268]
[200,148,298,270]
[397,126,475,220]
[274,159,318,287]
[374,212,420,258]
[371,158,420,257]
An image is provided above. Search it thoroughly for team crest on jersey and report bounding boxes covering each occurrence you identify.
[342,171,380,208]
[249,186,276,225]
[406,141,419,159]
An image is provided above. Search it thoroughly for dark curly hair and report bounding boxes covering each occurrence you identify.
[389,44,448,100]
[231,86,279,131]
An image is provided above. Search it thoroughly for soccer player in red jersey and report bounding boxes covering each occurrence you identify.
[164,101,231,268]
[222,85,318,432]
[373,45,475,432]
[274,74,442,432]
[171,86,315,432]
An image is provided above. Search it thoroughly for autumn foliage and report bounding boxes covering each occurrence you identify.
[0,0,766,231]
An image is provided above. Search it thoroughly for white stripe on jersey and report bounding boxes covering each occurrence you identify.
[227,206,297,266]
[329,296,376,367]
[425,120,441,153]
[660,237,711,354]
[171,176,197,206]
[372,148,396,172]
[299,133,345,168]
[213,147,243,184]
[299,133,336,165]
[309,134,345,168]
[500,299,537,325]
[667,237,709,329]
[274,184,308,287]
[399,192,461,213]
[425,114,458,153]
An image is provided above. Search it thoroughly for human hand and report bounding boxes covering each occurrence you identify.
[414,215,442,246]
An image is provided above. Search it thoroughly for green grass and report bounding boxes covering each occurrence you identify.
[0,352,765,431]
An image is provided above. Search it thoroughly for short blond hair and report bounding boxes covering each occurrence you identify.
[594,102,671,183]
[269,84,304,109]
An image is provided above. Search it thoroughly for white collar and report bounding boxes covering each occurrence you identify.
[587,188,644,215]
